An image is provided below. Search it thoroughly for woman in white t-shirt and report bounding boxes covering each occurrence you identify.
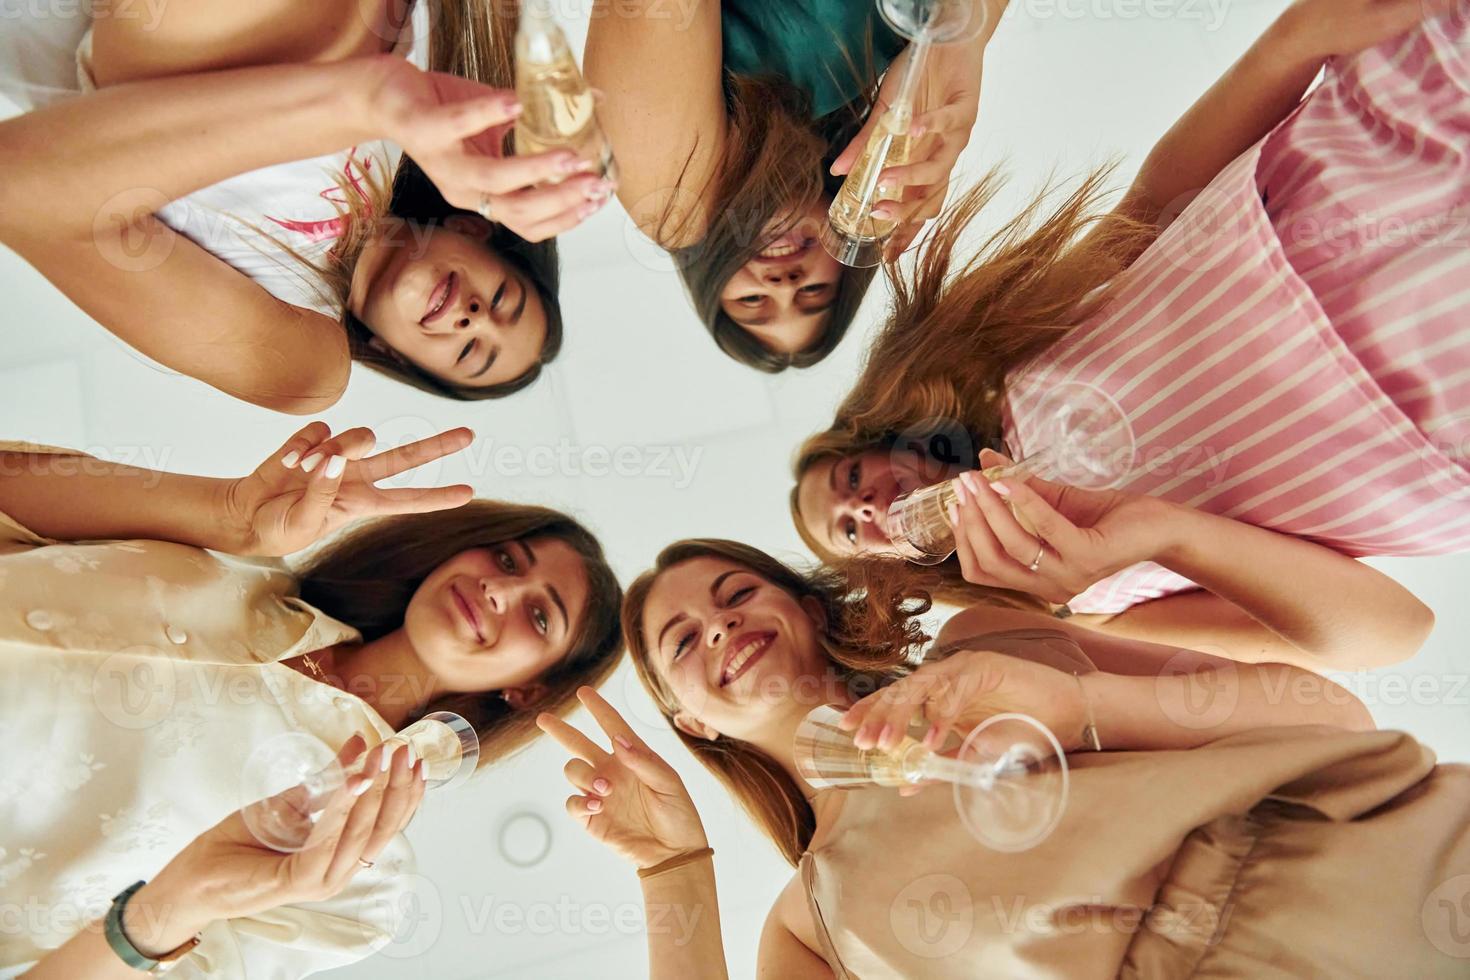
[0,0,612,410]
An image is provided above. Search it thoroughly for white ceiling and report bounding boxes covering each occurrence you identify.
[3,2,1468,977]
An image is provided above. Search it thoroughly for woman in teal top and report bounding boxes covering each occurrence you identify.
[587,0,995,371]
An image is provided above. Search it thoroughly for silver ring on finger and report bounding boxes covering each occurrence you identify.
[477,193,496,224]
[1027,545,1045,573]
[357,858,374,869]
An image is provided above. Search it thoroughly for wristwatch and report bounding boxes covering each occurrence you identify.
[104,881,202,976]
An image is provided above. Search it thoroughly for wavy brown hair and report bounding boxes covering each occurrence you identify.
[622,539,946,866]
[668,74,878,372]
[791,168,1156,609]
[296,500,624,769]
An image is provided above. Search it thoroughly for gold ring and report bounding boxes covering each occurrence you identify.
[1027,546,1044,573]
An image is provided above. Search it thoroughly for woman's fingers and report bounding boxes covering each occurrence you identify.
[421,90,524,147]
[282,448,349,539]
[360,427,473,482]
[993,477,1085,558]
[577,687,643,752]
[474,150,598,197]
[479,175,613,240]
[360,747,426,865]
[562,757,600,794]
[876,156,954,197]
[367,485,476,516]
[536,711,610,766]
[299,427,376,474]
[912,101,975,138]
[962,471,1042,568]
[274,421,332,471]
[951,477,1026,584]
[565,793,598,824]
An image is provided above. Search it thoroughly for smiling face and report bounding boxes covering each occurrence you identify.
[796,449,937,558]
[402,536,590,695]
[638,556,831,742]
[719,201,843,355]
[349,216,548,389]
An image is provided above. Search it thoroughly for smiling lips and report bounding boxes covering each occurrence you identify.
[720,631,776,687]
[450,583,484,643]
[422,271,458,324]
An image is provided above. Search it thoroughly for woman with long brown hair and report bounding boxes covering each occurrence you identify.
[539,539,1470,977]
[794,0,1470,648]
[0,0,612,410]
[0,424,624,975]
[585,0,995,371]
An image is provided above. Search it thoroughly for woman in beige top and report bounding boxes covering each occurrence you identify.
[539,539,1470,978]
[0,424,624,977]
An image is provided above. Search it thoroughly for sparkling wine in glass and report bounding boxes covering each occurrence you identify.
[885,381,1136,565]
[821,0,991,267]
[794,704,1068,851]
[241,711,479,852]
[514,0,617,181]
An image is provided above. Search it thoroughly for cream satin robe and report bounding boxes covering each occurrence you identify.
[0,444,413,978]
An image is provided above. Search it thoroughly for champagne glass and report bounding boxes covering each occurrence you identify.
[794,705,1068,851]
[885,381,1136,565]
[821,0,991,267]
[241,711,479,852]
[514,0,618,181]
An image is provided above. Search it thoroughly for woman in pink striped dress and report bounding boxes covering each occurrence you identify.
[793,0,1468,668]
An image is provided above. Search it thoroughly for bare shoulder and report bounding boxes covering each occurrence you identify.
[757,874,833,978]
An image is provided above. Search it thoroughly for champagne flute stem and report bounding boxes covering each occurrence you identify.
[917,754,997,790]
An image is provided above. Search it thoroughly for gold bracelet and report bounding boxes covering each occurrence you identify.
[637,847,714,880]
[1074,672,1102,751]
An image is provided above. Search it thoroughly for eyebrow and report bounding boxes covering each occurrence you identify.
[654,569,739,654]
[469,345,500,380]
[509,278,528,326]
[519,539,570,636]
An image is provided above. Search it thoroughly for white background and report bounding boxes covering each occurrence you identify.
[3,1,1468,977]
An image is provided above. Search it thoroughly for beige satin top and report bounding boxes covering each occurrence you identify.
[799,629,1470,978]
[0,443,410,979]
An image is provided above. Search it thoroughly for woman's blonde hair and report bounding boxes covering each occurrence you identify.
[297,500,624,769]
[790,168,1156,608]
[622,539,939,865]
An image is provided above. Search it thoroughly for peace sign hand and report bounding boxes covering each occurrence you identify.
[220,422,475,557]
[538,688,709,871]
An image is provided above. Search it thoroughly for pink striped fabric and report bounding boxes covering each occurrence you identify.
[1003,14,1470,615]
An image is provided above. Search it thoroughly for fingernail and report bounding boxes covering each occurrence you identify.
[991,481,1011,497]
[593,778,610,795]
[910,123,926,137]
[946,502,959,526]
[872,207,892,220]
[351,777,372,797]
[586,797,603,813]
[584,180,613,200]
[960,471,980,495]
[577,202,600,219]
[380,747,393,772]
[300,453,323,474]
[416,760,427,782]
[614,736,632,751]
[504,100,523,117]
[405,744,417,769]
[952,477,970,504]
[324,455,345,479]
[878,724,894,747]
[281,451,301,468]
[558,155,589,174]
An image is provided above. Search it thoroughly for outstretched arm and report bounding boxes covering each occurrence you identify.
[583,0,727,247]
[1096,0,1448,260]
[948,450,1434,671]
[0,423,472,555]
